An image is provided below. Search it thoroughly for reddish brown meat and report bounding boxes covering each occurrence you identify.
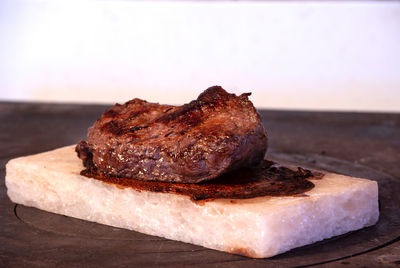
[76,86,268,183]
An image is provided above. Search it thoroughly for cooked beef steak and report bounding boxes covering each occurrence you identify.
[76,86,268,183]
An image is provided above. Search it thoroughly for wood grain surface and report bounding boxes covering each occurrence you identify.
[1,102,400,267]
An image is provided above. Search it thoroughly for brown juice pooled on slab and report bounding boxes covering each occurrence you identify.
[80,160,323,202]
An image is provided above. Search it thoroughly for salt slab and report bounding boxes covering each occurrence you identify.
[5,146,379,258]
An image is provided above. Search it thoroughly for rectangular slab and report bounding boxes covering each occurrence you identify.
[5,146,379,258]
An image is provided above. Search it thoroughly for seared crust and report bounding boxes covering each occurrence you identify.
[76,86,268,183]
[81,160,318,201]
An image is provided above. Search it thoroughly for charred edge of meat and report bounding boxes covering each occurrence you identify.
[75,141,95,170]
[197,85,232,103]
[103,109,119,118]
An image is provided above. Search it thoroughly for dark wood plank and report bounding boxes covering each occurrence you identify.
[1,102,399,267]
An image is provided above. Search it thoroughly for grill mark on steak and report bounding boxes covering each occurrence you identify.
[129,126,148,132]
[154,102,205,137]
[76,86,268,183]
[164,131,174,137]
[129,109,149,120]
[100,120,122,135]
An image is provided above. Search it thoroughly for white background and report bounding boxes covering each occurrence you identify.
[1,0,399,111]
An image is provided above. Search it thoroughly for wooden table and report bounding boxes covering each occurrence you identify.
[1,102,400,267]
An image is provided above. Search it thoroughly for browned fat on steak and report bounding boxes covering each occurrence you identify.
[76,86,268,183]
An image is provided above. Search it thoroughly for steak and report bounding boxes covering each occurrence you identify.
[76,86,268,183]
